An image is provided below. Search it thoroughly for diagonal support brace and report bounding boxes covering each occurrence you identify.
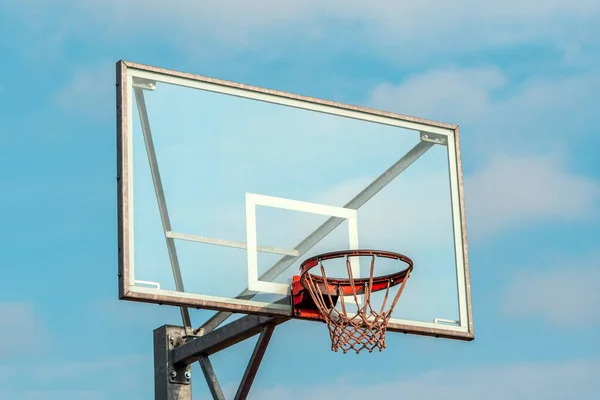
[234,324,275,400]
[173,315,287,366]
[199,355,226,400]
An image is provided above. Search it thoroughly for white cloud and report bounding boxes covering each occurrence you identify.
[0,302,44,357]
[53,61,113,120]
[89,297,192,329]
[5,1,600,63]
[26,355,150,381]
[368,66,600,238]
[368,67,600,150]
[0,354,149,400]
[503,254,600,327]
[370,67,507,124]
[1,306,141,398]
[0,390,107,400]
[73,1,600,43]
[466,153,600,237]
[248,361,600,400]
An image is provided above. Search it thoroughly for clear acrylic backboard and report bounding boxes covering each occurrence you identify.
[116,61,473,340]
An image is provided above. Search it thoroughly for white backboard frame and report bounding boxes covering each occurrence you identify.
[116,60,474,341]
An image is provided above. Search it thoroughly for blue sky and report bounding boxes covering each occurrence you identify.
[1,1,599,399]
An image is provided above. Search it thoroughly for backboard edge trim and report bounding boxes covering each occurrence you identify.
[121,290,475,341]
[454,126,475,338]
[118,60,459,132]
[116,60,130,299]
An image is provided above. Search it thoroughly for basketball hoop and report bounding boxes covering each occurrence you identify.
[292,250,413,354]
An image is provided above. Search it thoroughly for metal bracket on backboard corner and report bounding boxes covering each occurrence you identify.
[134,280,161,290]
[434,318,460,326]
[133,77,157,91]
[420,131,448,146]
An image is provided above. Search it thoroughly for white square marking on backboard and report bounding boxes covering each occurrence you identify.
[246,193,359,295]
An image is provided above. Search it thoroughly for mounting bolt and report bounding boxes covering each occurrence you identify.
[170,370,177,378]
[184,371,191,380]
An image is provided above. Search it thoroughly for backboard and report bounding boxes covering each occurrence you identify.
[116,61,473,341]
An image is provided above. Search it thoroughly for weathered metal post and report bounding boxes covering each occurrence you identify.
[154,325,192,400]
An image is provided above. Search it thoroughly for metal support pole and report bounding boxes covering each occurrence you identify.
[154,326,191,400]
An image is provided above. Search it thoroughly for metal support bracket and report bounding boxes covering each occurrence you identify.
[155,326,192,400]
[133,76,157,90]
[420,131,448,145]
[155,315,289,400]
[168,331,191,385]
